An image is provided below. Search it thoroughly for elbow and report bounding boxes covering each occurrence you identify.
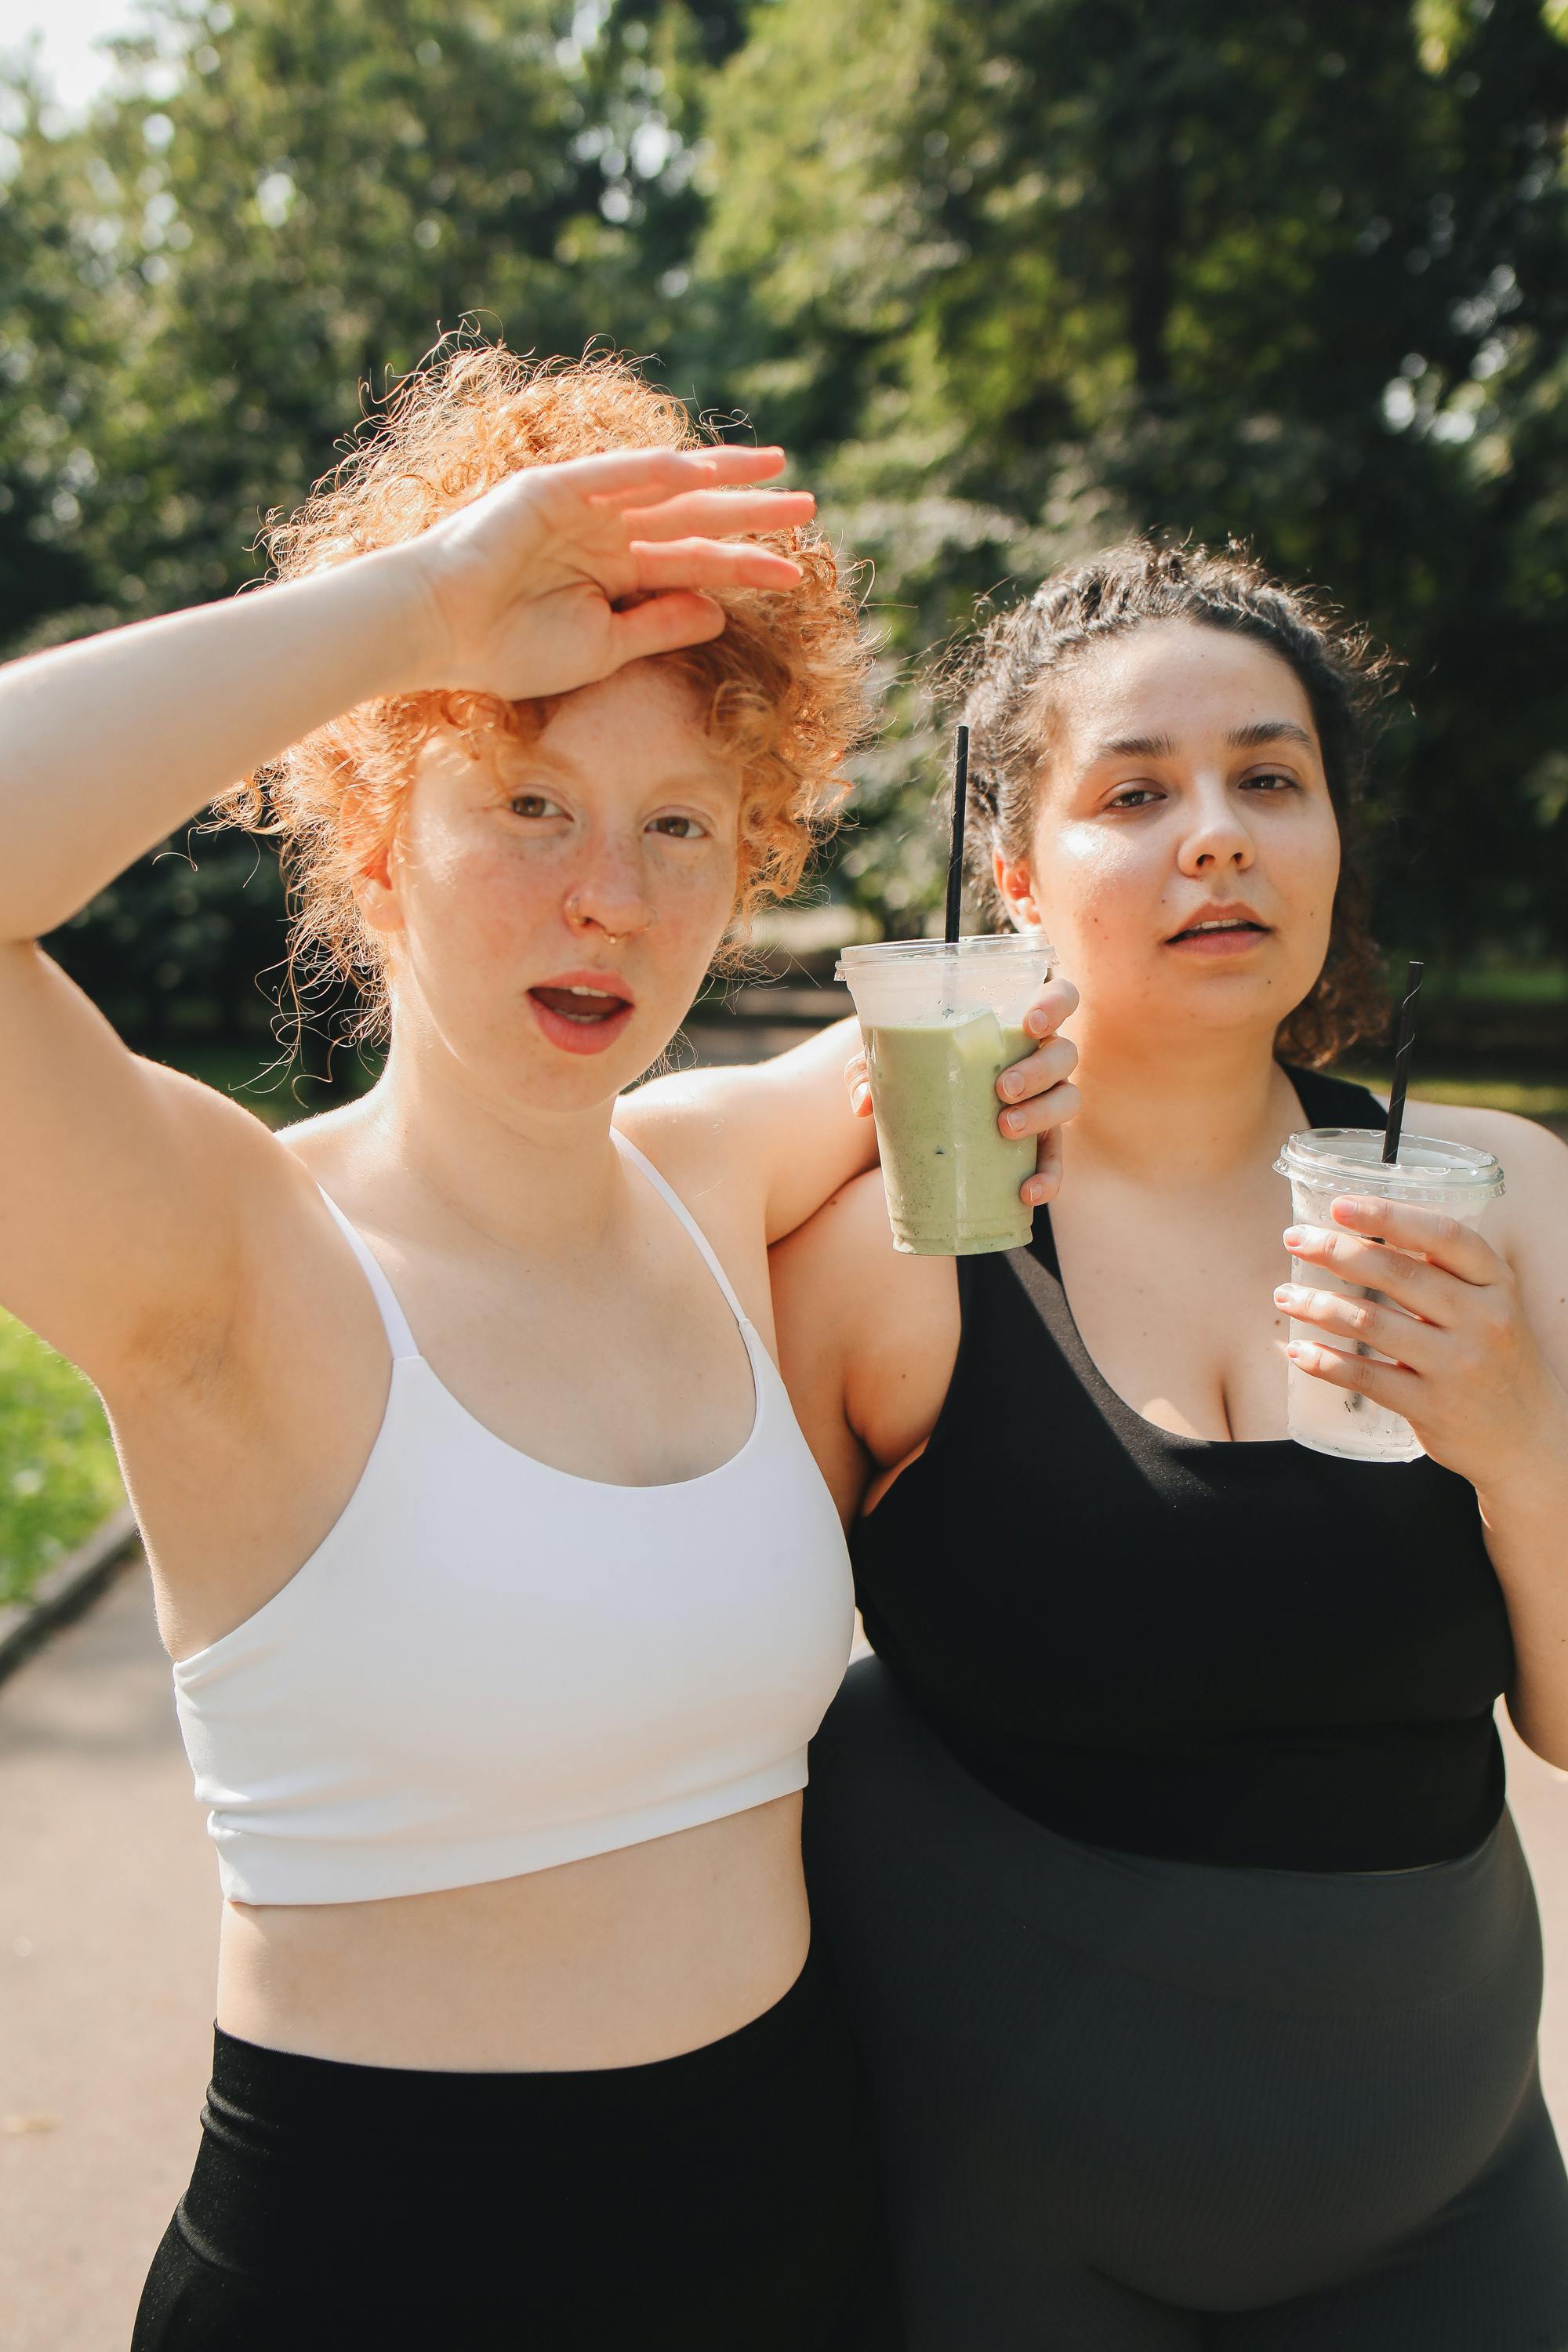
[1503,1685,1568,1774]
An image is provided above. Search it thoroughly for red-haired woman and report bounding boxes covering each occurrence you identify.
[0,345,1070,2350]
[775,546,1568,2349]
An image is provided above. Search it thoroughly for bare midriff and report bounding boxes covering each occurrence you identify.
[215,1792,808,2073]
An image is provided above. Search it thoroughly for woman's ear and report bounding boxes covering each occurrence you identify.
[345,789,405,940]
[993,847,1046,932]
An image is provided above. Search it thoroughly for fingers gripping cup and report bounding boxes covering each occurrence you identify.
[1272,1129,1504,1464]
[837,935,1057,1257]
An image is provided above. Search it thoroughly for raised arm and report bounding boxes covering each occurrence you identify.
[0,444,811,1392]
[0,551,430,1391]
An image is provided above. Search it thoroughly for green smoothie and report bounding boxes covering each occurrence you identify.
[865,1009,1035,1254]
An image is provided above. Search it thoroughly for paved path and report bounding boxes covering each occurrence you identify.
[1,1563,212,2352]
[3,1559,1568,2351]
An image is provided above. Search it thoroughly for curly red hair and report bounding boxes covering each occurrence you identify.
[216,339,872,1040]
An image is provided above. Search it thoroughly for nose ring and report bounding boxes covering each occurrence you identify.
[565,892,654,946]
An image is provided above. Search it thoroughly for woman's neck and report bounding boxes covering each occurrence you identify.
[1065,1016,1300,1192]
[347,1028,630,1261]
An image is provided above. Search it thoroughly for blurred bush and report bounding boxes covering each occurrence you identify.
[0,1312,122,1607]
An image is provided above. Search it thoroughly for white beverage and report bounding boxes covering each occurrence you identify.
[1273,1129,1504,1465]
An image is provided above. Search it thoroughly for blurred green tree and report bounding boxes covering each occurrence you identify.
[2,0,1566,1023]
[695,0,1568,953]
[2,0,682,1046]
[0,67,116,651]
[10,0,642,619]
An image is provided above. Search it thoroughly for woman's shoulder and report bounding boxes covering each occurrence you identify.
[1399,1094,1565,1176]
[1401,1096,1568,1269]
[614,1066,760,1220]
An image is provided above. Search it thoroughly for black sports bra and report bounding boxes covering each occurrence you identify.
[849,1068,1514,1871]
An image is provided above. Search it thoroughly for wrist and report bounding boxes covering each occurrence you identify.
[344,541,457,699]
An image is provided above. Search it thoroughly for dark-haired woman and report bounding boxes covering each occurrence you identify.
[772,546,1568,2348]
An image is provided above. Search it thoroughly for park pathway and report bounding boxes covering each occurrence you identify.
[4,1555,1568,2351]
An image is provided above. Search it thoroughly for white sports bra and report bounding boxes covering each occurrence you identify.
[172,1133,855,1906]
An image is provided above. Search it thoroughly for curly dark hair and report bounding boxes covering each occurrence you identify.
[946,540,1399,1069]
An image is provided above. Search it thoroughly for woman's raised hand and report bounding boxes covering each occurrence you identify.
[398,445,813,702]
[845,975,1082,1207]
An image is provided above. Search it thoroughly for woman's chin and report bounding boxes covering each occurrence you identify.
[1152,945,1316,1011]
[1080,970,1313,1048]
[514,1014,686,1106]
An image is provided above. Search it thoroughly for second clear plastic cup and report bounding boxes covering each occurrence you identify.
[1272,1127,1505,1463]
[837,934,1058,1256]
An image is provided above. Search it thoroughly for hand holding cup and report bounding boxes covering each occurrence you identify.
[844,971,1081,1211]
[1276,1192,1564,1493]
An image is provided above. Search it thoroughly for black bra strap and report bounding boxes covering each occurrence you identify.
[1283,1062,1388,1133]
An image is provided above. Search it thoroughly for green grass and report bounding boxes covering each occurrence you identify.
[0,1312,123,1610]
[1342,1071,1568,1120]
[1419,964,1568,1006]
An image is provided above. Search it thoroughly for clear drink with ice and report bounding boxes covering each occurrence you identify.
[1272,1128,1504,1464]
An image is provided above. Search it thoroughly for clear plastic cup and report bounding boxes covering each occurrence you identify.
[1272,1127,1505,1463]
[836,933,1058,1256]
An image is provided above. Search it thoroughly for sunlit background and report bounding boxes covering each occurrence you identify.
[2,7,1566,2343]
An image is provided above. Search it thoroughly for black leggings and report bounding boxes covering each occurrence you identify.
[803,1658,1568,2352]
[132,1940,900,2350]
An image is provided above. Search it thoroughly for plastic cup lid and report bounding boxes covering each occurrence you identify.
[1273,1126,1504,1199]
[835,931,1056,981]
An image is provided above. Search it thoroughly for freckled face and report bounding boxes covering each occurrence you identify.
[995,620,1342,1046]
[361,662,742,1108]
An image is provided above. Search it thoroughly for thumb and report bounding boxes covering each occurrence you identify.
[604,590,727,668]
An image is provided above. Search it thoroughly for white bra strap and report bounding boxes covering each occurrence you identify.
[316,1188,421,1363]
[612,1131,751,1331]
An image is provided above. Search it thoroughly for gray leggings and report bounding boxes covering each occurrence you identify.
[803,1659,1568,2350]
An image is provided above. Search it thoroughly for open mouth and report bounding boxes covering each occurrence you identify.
[527,979,636,1055]
[530,985,630,1024]
[1167,916,1270,946]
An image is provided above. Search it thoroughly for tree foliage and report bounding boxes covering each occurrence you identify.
[698,0,1568,945]
[2,0,677,1036]
[2,0,1566,1039]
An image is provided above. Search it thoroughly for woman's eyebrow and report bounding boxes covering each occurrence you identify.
[1087,719,1316,763]
[1092,730,1178,760]
[1226,719,1316,751]
[506,746,732,795]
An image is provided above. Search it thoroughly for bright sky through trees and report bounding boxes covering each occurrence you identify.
[2,2,141,115]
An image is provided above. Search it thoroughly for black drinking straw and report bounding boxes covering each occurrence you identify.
[1381,958,1425,1165]
[945,724,969,946]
